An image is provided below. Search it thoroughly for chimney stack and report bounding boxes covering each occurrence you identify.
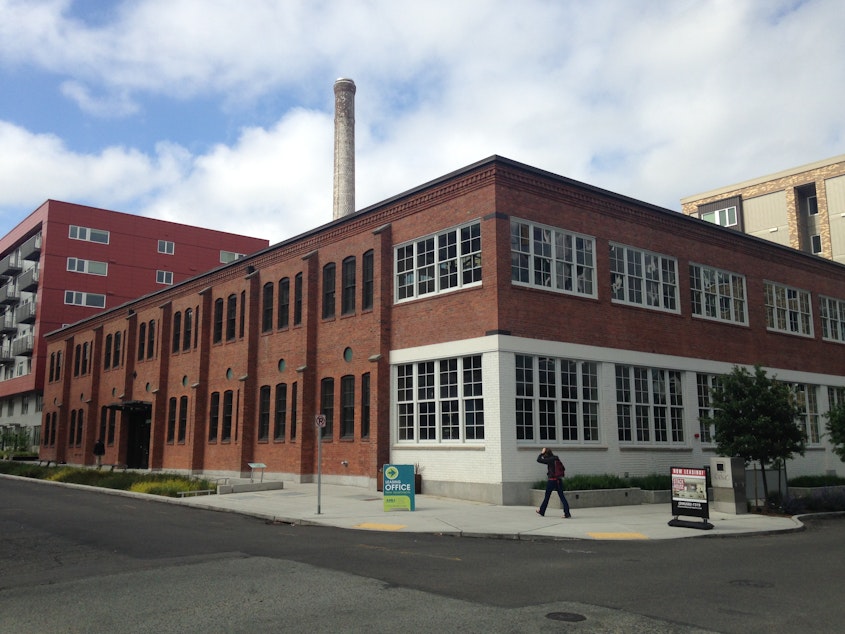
[333,78,356,219]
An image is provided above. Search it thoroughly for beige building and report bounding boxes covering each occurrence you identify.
[681,154,845,265]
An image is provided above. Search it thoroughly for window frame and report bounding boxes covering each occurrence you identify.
[609,243,679,313]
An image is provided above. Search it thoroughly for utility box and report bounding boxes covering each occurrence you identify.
[710,457,747,514]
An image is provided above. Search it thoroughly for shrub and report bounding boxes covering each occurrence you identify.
[627,474,672,490]
[532,473,671,491]
[788,474,845,487]
[783,487,845,514]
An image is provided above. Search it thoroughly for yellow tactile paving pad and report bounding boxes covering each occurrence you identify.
[354,522,408,531]
[587,532,649,540]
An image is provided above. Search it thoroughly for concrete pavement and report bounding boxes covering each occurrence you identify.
[174,481,804,541]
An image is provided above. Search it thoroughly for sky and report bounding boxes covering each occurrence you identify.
[0,0,843,244]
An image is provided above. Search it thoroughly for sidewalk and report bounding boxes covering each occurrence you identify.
[174,481,804,541]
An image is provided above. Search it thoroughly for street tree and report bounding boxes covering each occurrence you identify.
[825,402,845,462]
[704,365,805,502]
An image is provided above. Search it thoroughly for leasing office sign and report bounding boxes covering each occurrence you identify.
[671,466,709,519]
[383,464,415,511]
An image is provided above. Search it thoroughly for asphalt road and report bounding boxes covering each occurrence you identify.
[1,477,844,633]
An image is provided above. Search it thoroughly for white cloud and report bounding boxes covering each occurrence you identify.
[0,0,844,242]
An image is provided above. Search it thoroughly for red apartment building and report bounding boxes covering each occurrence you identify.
[0,200,268,451]
[39,158,845,504]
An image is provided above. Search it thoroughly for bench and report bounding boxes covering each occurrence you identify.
[38,459,56,467]
[100,463,128,472]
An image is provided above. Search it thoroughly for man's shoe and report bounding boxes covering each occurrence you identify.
[563,514,572,519]
[535,509,544,517]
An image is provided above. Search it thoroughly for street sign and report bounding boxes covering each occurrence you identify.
[315,414,326,428]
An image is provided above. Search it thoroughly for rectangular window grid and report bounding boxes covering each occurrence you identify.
[820,296,845,343]
[615,365,684,445]
[689,263,747,324]
[610,244,678,312]
[764,281,813,336]
[510,220,595,296]
[395,355,484,443]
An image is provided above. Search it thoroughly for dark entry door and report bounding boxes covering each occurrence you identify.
[125,407,152,469]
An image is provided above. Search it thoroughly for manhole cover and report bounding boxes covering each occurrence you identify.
[546,612,587,622]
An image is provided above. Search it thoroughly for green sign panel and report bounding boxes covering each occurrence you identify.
[383,464,415,511]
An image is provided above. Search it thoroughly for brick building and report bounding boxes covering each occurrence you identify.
[40,157,845,504]
[0,200,268,451]
[681,154,845,265]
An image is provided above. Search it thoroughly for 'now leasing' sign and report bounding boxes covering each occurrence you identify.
[383,464,415,511]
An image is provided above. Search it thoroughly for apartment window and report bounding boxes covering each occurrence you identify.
[820,296,845,343]
[220,250,245,264]
[695,373,720,443]
[294,273,303,325]
[156,270,174,285]
[172,312,182,353]
[67,257,108,275]
[322,263,336,319]
[764,281,812,336]
[213,298,224,343]
[339,257,355,316]
[226,294,237,341]
[615,365,684,444]
[183,308,193,351]
[361,372,371,439]
[396,355,484,443]
[341,375,355,438]
[610,244,678,312]
[158,240,175,255]
[221,390,233,442]
[274,383,287,441]
[792,384,820,444]
[320,377,334,438]
[177,396,187,443]
[69,225,109,244]
[362,250,374,311]
[689,263,747,324]
[64,291,106,308]
[511,220,595,296]
[700,206,737,227]
[395,221,482,301]
[811,234,822,255]
[277,278,290,329]
[262,283,274,333]
[167,397,177,443]
[258,385,271,442]
[515,355,597,443]
[806,196,819,216]
[208,392,220,442]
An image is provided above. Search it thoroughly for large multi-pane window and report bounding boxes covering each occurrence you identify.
[172,312,182,353]
[221,390,233,442]
[213,298,224,343]
[396,355,484,443]
[178,395,188,443]
[167,397,177,443]
[610,244,678,311]
[226,294,237,341]
[764,281,812,336]
[208,392,220,442]
[689,264,747,325]
[701,206,737,227]
[69,225,109,244]
[361,372,371,439]
[792,383,820,444]
[510,220,595,296]
[695,373,720,443]
[395,221,482,301]
[64,291,106,308]
[829,386,845,408]
[274,383,287,441]
[514,355,598,443]
[320,377,334,438]
[294,273,303,325]
[820,296,845,343]
[615,365,684,444]
[341,257,356,315]
[183,308,193,351]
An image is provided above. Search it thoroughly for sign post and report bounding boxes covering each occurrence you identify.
[315,414,326,514]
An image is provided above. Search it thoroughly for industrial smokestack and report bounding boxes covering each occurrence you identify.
[333,78,356,219]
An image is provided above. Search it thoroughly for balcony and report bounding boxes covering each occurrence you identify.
[18,266,39,292]
[0,252,21,277]
[17,300,36,324]
[11,333,34,357]
[0,283,20,305]
[0,311,16,335]
[20,232,42,261]
[0,343,14,365]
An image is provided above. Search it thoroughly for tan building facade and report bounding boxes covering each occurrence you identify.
[681,154,845,265]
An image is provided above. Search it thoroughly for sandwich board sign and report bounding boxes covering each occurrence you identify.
[382,464,415,512]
